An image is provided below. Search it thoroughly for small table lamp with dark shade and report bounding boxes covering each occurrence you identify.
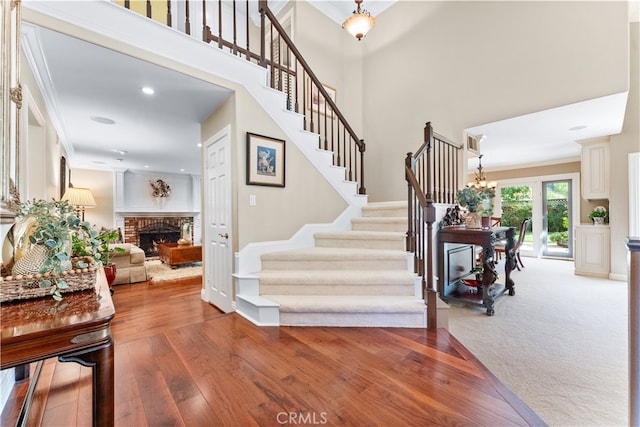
[62,186,96,221]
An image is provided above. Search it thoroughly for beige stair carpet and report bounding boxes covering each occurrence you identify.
[257,201,427,327]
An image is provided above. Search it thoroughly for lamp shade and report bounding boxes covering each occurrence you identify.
[342,0,376,40]
[62,187,96,208]
[342,13,375,40]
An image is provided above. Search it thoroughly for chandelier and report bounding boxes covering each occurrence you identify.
[468,154,497,189]
[342,0,376,41]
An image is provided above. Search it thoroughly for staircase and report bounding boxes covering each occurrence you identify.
[251,201,428,327]
[24,1,450,328]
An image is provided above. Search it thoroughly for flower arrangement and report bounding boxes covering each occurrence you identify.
[150,179,171,198]
[588,206,608,224]
[7,199,101,301]
[455,186,495,213]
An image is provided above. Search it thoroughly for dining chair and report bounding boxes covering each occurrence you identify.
[494,218,530,271]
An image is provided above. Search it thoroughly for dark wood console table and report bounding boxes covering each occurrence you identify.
[1,269,115,426]
[437,226,516,315]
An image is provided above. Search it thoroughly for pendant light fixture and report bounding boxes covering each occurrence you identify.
[468,154,497,190]
[342,0,376,41]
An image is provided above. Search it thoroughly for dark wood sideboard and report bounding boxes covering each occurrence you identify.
[437,226,516,315]
[1,269,115,426]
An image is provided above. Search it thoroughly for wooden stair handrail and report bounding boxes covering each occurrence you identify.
[120,0,366,196]
[259,1,366,194]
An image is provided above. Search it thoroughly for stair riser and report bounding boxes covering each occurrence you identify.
[314,238,404,250]
[362,208,407,218]
[279,311,426,327]
[260,284,415,296]
[261,259,408,270]
[351,222,406,233]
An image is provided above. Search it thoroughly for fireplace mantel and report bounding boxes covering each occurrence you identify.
[115,211,200,216]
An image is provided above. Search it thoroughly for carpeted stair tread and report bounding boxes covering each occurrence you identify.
[362,201,408,217]
[258,269,415,286]
[314,230,404,240]
[265,295,425,313]
[261,247,408,261]
[351,217,406,232]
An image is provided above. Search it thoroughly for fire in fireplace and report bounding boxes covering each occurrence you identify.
[138,222,180,257]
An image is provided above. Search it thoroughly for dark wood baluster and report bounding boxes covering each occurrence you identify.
[202,1,209,42]
[232,0,237,54]
[336,122,342,167]
[185,0,191,35]
[218,0,223,49]
[124,0,130,9]
[330,109,335,163]
[146,0,151,18]
[302,71,307,130]
[309,79,314,133]
[167,0,172,27]
[348,138,353,181]
[278,35,283,91]
[358,139,365,194]
[294,55,299,113]
[340,125,347,174]
[286,46,292,110]
[259,4,266,66]
[269,22,274,89]
[245,0,250,60]
[323,97,328,150]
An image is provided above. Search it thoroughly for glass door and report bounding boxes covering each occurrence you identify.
[542,180,572,258]
[498,184,534,256]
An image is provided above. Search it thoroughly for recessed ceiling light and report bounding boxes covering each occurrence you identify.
[197,143,202,148]
[142,86,155,95]
[144,165,150,168]
[113,149,128,156]
[569,125,587,131]
[180,169,185,172]
[90,116,115,125]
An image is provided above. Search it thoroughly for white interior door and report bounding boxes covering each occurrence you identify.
[204,126,233,312]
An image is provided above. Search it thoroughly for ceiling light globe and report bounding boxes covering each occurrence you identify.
[343,13,376,40]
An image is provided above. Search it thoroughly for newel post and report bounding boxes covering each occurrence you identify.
[627,237,640,426]
[358,139,366,195]
[405,152,415,253]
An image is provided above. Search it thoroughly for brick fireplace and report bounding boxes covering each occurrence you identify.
[123,216,194,257]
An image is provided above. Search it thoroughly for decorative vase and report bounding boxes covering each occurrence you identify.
[103,263,117,290]
[465,212,482,229]
[593,217,605,225]
[481,216,491,229]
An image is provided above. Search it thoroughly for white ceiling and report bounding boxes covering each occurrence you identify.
[20,1,628,178]
[22,23,232,176]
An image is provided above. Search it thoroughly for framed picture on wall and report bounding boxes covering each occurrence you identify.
[246,133,285,187]
[308,80,336,114]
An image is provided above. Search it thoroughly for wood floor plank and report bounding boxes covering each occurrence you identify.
[2,275,546,426]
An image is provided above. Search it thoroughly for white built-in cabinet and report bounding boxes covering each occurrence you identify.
[575,225,610,277]
[578,137,610,200]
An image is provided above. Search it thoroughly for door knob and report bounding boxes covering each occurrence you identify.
[218,233,229,239]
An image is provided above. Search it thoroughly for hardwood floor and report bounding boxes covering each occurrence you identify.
[2,276,545,426]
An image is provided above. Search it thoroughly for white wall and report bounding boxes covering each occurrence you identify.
[360,1,629,202]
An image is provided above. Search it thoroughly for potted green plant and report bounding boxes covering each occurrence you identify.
[456,186,495,228]
[588,206,608,225]
[455,187,495,213]
[94,230,125,289]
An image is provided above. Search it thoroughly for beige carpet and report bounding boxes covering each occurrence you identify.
[448,257,628,426]
[145,260,202,283]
